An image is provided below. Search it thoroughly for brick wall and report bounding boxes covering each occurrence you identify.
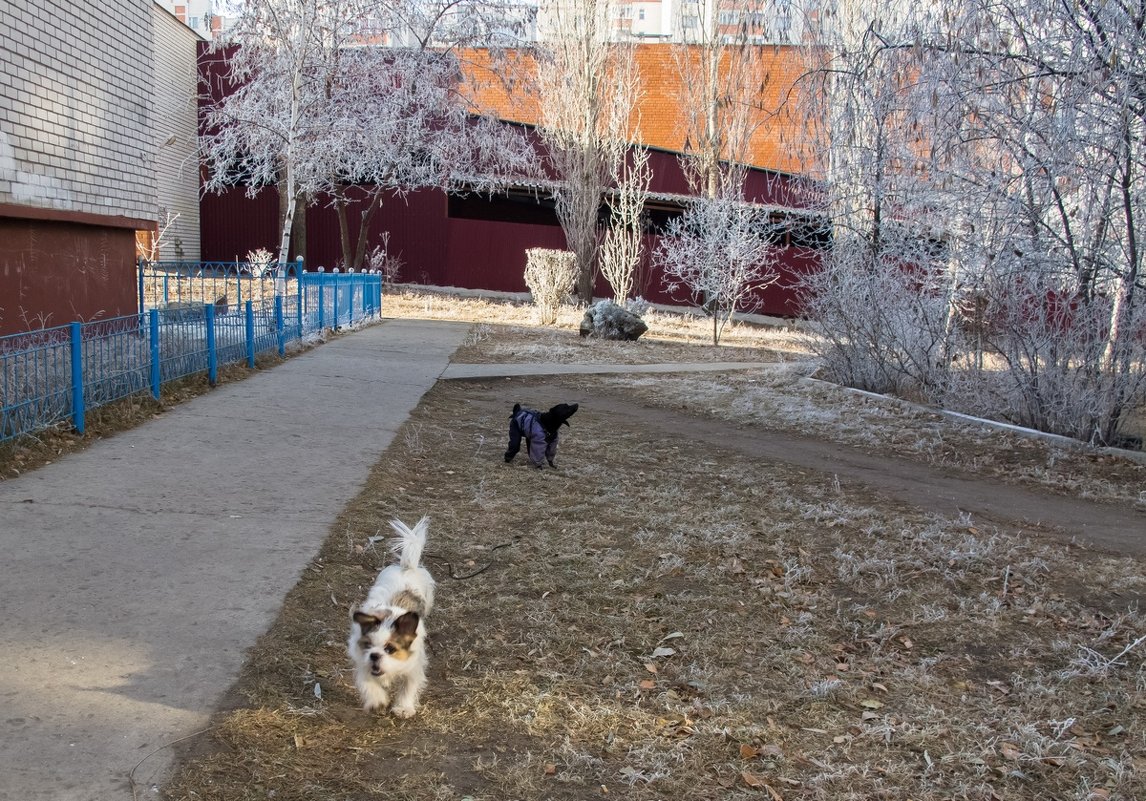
[152,3,202,260]
[0,0,156,334]
[0,0,156,221]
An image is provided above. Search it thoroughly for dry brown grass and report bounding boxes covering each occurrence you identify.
[161,289,1146,801]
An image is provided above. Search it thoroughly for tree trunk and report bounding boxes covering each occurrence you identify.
[352,194,384,270]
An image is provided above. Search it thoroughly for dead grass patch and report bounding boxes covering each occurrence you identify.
[162,365,1146,801]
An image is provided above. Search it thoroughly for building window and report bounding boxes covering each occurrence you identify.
[638,8,645,20]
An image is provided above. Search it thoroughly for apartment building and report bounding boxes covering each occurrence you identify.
[155,0,229,39]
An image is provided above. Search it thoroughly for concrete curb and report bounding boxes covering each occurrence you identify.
[802,377,1146,466]
[441,361,786,380]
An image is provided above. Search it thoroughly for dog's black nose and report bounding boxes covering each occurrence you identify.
[369,652,381,663]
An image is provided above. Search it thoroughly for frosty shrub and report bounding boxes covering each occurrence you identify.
[524,248,577,325]
[656,193,777,346]
[245,248,275,278]
[599,147,651,304]
[798,234,956,399]
[366,237,404,285]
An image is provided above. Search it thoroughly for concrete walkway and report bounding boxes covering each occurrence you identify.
[0,319,470,801]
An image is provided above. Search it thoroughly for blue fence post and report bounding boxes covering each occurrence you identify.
[206,302,218,387]
[69,322,85,435]
[275,294,285,356]
[149,309,161,400]
[297,263,307,339]
[349,270,357,324]
[332,268,340,329]
[296,268,304,338]
[317,268,326,330]
[245,300,255,368]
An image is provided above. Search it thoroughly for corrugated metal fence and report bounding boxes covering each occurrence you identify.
[0,262,383,444]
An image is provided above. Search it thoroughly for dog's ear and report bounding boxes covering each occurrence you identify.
[353,611,382,634]
[392,611,420,643]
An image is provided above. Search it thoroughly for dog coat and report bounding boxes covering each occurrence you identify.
[504,403,577,467]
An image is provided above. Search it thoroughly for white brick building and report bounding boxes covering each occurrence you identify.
[152,2,203,261]
[0,0,199,334]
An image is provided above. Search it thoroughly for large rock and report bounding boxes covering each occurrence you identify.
[579,300,648,341]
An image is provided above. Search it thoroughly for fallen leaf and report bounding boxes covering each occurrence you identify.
[544,763,557,775]
[741,770,765,789]
[660,631,684,642]
[740,744,760,759]
[861,711,879,721]
[860,699,884,709]
[1000,742,1022,760]
[644,662,658,674]
[639,679,656,690]
[651,646,677,659]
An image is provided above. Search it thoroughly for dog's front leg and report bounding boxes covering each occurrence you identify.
[358,676,391,712]
[391,672,427,718]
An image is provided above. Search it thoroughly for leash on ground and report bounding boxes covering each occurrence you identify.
[427,537,520,580]
[128,726,214,801]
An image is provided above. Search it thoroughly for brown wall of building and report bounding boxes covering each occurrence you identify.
[0,218,139,336]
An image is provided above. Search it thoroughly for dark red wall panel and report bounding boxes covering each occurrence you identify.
[0,218,137,336]
[200,185,816,319]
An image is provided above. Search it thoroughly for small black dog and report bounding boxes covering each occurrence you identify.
[504,402,579,468]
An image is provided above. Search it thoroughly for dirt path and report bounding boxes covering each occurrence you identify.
[471,378,1146,558]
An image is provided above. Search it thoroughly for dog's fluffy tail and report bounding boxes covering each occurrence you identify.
[389,516,429,570]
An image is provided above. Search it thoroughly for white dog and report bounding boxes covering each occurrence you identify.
[348,516,436,717]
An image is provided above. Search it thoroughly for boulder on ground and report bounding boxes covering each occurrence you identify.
[580,300,648,341]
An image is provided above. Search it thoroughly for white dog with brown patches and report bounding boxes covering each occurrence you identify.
[349,516,436,717]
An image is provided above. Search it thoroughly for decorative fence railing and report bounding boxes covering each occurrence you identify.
[1,263,383,444]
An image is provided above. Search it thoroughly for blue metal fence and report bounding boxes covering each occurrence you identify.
[1,263,383,444]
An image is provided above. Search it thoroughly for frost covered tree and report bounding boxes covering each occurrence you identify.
[656,192,778,346]
[533,0,641,304]
[200,0,370,267]
[312,47,535,270]
[200,0,536,271]
[799,0,1146,445]
[671,0,773,201]
[599,145,650,304]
